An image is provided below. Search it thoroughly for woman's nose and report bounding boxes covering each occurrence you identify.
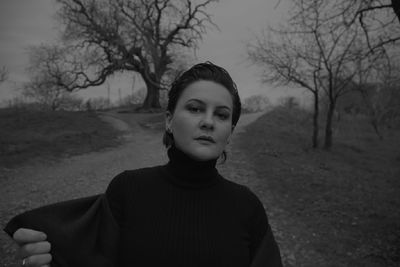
[200,112,214,129]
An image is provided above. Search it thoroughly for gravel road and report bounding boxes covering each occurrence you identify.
[0,110,269,267]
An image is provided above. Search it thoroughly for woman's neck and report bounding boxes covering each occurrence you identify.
[164,145,220,189]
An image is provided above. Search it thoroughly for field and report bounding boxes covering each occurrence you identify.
[239,107,400,266]
[0,108,123,169]
[0,106,399,266]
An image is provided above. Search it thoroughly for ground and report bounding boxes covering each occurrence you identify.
[0,107,399,267]
[236,107,400,267]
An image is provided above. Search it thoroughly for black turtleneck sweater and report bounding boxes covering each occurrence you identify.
[106,146,282,267]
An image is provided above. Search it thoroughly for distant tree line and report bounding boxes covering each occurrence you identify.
[242,95,271,113]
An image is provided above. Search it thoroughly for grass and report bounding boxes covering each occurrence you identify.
[0,108,123,168]
[239,106,400,267]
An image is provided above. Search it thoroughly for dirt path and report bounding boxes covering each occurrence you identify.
[0,110,270,266]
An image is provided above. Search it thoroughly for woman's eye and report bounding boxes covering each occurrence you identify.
[188,106,202,113]
[216,113,230,120]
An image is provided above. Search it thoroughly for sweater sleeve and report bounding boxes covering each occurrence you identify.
[3,194,120,267]
[246,189,283,267]
[105,171,131,225]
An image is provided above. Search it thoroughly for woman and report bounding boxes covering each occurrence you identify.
[6,62,282,267]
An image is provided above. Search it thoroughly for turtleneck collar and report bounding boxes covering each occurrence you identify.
[164,145,221,189]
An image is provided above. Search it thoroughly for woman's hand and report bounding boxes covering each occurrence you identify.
[13,228,52,267]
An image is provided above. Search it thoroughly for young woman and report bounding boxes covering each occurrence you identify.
[6,62,282,267]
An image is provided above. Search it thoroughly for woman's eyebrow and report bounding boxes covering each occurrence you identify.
[186,99,232,111]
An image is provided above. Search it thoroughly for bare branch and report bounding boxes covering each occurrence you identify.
[341,0,400,54]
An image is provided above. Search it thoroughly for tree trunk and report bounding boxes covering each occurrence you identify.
[312,91,319,148]
[324,101,336,150]
[141,80,161,110]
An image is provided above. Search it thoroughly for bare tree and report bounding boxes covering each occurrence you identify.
[248,27,322,148]
[23,78,67,111]
[0,66,8,83]
[23,44,79,110]
[52,0,217,109]
[248,0,385,149]
[355,54,400,138]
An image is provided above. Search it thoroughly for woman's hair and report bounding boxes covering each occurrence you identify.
[163,62,242,161]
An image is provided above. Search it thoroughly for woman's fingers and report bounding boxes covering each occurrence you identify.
[13,228,47,245]
[19,241,51,258]
[13,228,52,266]
[21,253,52,267]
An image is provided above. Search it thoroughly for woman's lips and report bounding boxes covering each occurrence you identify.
[195,136,215,143]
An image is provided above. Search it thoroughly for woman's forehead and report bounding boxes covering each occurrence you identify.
[178,80,233,108]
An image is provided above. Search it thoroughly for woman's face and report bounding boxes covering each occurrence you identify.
[166,80,234,161]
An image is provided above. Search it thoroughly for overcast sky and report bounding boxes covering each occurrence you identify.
[0,0,306,106]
